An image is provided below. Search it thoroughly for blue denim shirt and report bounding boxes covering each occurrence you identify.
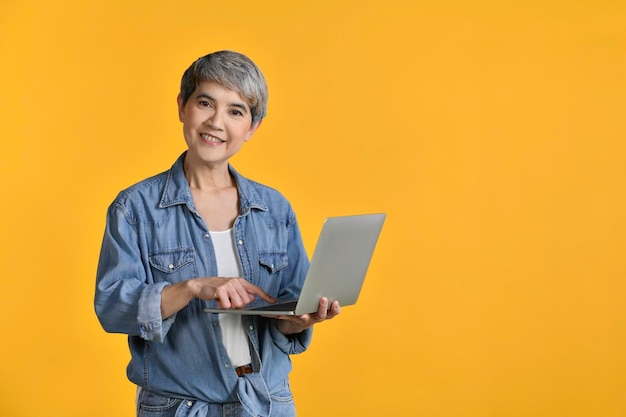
[95,152,312,417]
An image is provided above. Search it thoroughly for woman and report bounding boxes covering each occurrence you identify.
[95,50,340,417]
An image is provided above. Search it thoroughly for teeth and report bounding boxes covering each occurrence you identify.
[201,133,224,143]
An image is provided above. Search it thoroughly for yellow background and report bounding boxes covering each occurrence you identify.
[1,1,625,416]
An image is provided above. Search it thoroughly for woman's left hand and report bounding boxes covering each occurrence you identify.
[274,297,341,335]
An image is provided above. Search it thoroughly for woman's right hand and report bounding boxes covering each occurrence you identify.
[191,277,276,309]
[160,277,275,319]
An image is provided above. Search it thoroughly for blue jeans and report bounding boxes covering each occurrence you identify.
[137,389,296,417]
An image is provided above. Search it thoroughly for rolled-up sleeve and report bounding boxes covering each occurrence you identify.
[137,282,175,342]
[95,202,175,343]
[269,321,313,354]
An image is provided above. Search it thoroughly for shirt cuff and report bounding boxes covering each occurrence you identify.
[137,282,174,343]
[269,320,313,354]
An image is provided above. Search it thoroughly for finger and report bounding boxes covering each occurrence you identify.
[326,301,341,319]
[288,313,310,324]
[316,297,330,319]
[214,287,232,309]
[316,310,328,322]
[228,292,247,308]
[219,281,253,308]
[243,282,276,304]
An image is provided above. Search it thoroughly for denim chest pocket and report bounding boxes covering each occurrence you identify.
[258,251,288,274]
[148,248,197,283]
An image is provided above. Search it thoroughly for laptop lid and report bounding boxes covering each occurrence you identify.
[203,213,385,316]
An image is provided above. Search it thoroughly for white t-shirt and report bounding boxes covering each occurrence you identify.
[209,229,252,368]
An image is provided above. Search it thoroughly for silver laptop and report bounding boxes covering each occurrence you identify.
[203,213,386,316]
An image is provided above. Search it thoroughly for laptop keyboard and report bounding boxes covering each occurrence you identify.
[250,300,298,312]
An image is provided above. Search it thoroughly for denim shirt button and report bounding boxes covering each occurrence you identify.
[249,325,254,331]
[168,264,174,270]
[238,239,243,245]
[187,401,193,407]
[203,233,210,239]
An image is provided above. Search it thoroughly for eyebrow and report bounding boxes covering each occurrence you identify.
[195,93,249,114]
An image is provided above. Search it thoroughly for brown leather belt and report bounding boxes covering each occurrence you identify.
[235,364,253,377]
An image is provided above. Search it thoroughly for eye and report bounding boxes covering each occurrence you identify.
[230,109,243,116]
[198,100,212,107]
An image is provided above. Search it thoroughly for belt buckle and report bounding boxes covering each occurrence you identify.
[235,364,253,377]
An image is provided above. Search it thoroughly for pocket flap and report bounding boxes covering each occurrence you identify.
[149,249,195,274]
[258,251,288,273]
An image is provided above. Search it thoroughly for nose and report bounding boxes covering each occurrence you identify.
[205,108,225,130]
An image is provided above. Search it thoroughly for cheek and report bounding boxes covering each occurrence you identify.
[181,114,201,134]
[181,123,196,146]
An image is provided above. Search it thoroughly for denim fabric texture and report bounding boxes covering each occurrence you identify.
[95,152,312,417]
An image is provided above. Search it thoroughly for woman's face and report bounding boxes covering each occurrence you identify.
[178,80,260,169]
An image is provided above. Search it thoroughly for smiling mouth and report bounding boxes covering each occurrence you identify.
[200,133,225,144]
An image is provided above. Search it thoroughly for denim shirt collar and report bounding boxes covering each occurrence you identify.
[159,151,269,214]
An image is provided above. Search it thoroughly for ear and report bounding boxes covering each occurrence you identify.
[177,94,185,122]
[245,120,262,142]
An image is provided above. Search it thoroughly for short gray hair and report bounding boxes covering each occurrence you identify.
[179,50,268,125]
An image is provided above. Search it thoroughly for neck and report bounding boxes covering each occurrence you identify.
[183,157,233,190]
